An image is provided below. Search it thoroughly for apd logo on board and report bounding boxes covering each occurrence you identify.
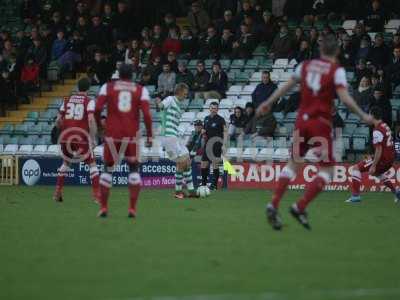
[22,159,41,186]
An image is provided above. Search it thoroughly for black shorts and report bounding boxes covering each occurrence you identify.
[202,140,223,162]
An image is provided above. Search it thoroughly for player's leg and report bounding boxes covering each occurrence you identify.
[175,160,185,199]
[181,157,197,197]
[54,160,70,202]
[210,142,223,190]
[81,143,100,203]
[266,159,301,230]
[291,165,333,230]
[201,159,210,186]
[127,161,141,217]
[346,159,371,203]
[98,141,118,217]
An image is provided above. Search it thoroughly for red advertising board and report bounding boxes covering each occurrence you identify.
[228,163,399,192]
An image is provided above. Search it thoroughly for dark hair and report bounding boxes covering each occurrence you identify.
[78,77,91,92]
[212,61,221,68]
[370,106,383,119]
[245,102,254,109]
[118,63,133,80]
[197,60,205,66]
[210,101,219,107]
[320,34,339,56]
[262,71,270,76]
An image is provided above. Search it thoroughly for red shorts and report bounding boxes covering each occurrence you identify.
[291,118,334,166]
[103,137,139,167]
[357,158,394,176]
[60,142,94,164]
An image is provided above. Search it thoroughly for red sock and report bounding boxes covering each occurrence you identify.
[90,166,100,198]
[55,165,67,195]
[128,173,141,212]
[271,177,291,209]
[99,173,112,211]
[297,176,327,212]
[383,179,396,193]
[351,169,361,196]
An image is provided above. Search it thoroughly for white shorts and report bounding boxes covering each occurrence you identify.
[161,136,189,161]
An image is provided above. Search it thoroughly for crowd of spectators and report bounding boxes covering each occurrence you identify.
[0,0,400,141]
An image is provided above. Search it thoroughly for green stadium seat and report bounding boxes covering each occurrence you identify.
[26,111,39,123]
[189,98,204,110]
[244,59,259,70]
[230,59,245,70]
[48,98,63,109]
[0,124,14,135]
[14,124,28,136]
[19,136,34,145]
[353,137,366,151]
[220,59,231,70]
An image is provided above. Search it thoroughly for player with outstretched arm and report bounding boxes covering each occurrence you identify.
[257,35,375,230]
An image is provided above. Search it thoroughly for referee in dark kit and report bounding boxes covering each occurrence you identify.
[201,101,227,190]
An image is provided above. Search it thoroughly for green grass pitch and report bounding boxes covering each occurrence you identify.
[0,186,400,300]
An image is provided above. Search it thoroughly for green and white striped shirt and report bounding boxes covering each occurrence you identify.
[161,96,182,137]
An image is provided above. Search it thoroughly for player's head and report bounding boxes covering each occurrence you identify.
[118,63,133,80]
[78,77,91,92]
[370,106,383,121]
[209,101,219,115]
[320,34,339,58]
[174,83,189,100]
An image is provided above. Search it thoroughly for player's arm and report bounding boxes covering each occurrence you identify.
[140,87,153,147]
[88,113,97,146]
[256,78,297,117]
[336,88,374,125]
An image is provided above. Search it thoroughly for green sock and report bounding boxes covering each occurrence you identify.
[175,172,183,192]
[184,168,194,191]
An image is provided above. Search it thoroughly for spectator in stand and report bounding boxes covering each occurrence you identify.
[25,38,47,75]
[257,10,278,45]
[152,24,166,51]
[243,102,255,133]
[162,27,182,56]
[71,1,89,24]
[355,36,371,63]
[294,26,306,49]
[0,70,17,114]
[157,63,176,99]
[390,34,400,50]
[282,91,300,115]
[113,0,131,41]
[49,11,66,39]
[87,50,112,85]
[138,69,152,86]
[140,39,157,68]
[198,25,220,59]
[20,57,39,103]
[20,0,40,22]
[367,33,391,68]
[216,10,236,35]
[292,39,312,63]
[0,55,8,73]
[110,40,126,67]
[180,27,196,59]
[309,27,319,53]
[243,14,257,36]
[58,30,84,72]
[251,71,278,109]
[339,33,356,68]
[145,56,162,85]
[176,61,194,90]
[102,2,114,27]
[228,106,246,142]
[187,119,204,158]
[386,47,400,88]
[75,16,89,41]
[369,84,392,127]
[376,66,392,98]
[205,61,228,100]
[220,28,234,59]
[188,1,211,36]
[269,24,295,60]
[51,30,67,61]
[353,76,373,112]
[232,23,256,59]
[165,51,179,73]
[193,60,210,99]
[87,15,111,53]
[236,0,255,24]
[130,56,142,81]
[162,13,177,30]
[351,23,369,50]
[125,39,141,65]
[365,0,386,33]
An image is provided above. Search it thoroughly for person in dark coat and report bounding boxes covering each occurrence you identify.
[251,71,277,109]
[368,84,392,127]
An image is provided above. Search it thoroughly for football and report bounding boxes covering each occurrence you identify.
[197,185,211,198]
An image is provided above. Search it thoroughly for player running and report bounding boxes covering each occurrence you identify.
[156,83,198,199]
[53,77,100,203]
[347,106,400,203]
[257,35,374,230]
[95,64,152,218]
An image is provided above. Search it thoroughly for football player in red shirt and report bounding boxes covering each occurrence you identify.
[54,77,100,202]
[257,35,374,230]
[95,64,152,218]
[347,106,400,203]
